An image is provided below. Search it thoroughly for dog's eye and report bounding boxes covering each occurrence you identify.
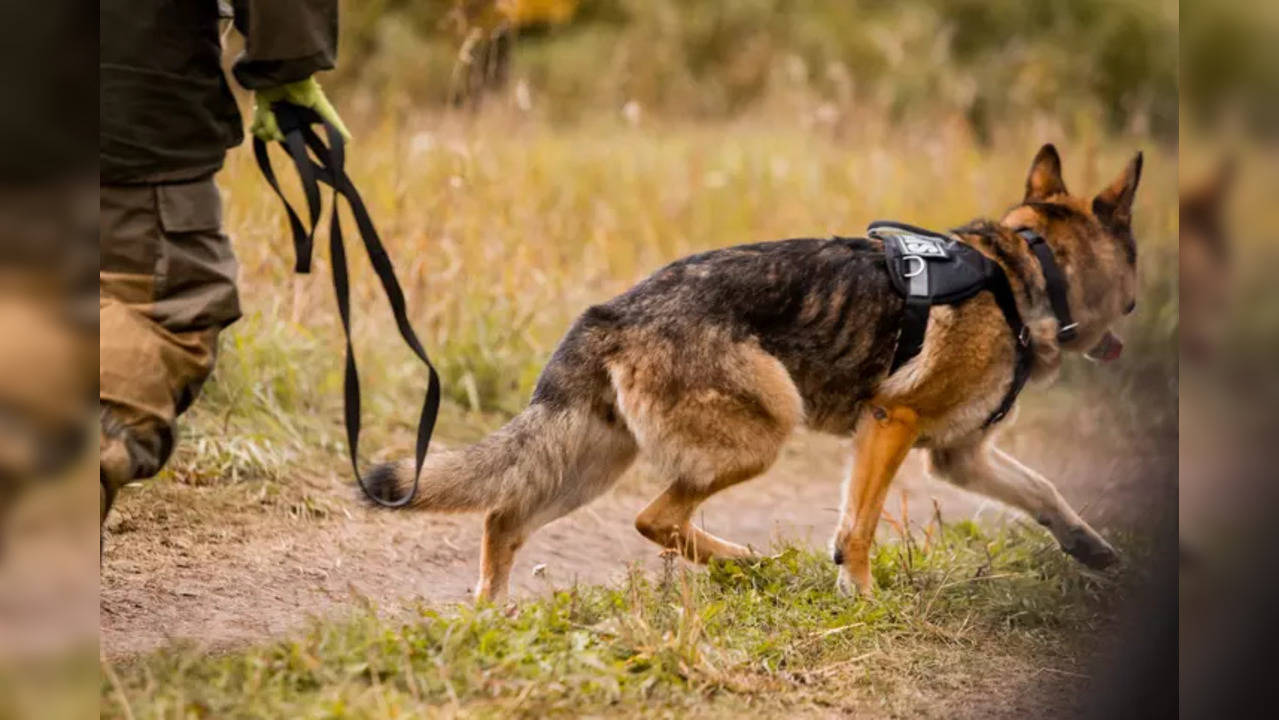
[1125,300,1137,315]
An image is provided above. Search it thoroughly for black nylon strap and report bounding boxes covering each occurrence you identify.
[981,265,1034,427]
[890,297,930,373]
[1018,228,1077,343]
[252,102,440,508]
[252,137,316,273]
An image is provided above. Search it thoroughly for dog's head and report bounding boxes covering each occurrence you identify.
[1001,143,1143,362]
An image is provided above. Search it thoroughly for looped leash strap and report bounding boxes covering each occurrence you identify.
[252,124,320,273]
[1017,228,1077,343]
[252,102,440,507]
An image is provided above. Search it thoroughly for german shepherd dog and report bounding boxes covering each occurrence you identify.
[367,144,1142,600]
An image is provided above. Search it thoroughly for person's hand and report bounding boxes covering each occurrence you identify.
[251,77,351,143]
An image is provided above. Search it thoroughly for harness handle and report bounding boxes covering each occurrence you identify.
[252,102,440,508]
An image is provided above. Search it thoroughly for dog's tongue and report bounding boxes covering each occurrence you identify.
[1085,330,1124,362]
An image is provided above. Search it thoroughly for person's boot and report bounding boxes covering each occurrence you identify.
[98,408,133,525]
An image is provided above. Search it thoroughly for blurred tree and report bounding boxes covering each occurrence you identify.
[330,0,1175,140]
[445,1,581,109]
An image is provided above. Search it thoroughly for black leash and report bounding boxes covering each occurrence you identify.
[252,102,439,507]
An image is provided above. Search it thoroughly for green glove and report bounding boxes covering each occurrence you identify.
[251,77,351,143]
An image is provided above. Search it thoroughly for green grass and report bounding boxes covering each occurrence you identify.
[101,522,1134,718]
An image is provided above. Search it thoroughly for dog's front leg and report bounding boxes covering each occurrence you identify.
[928,441,1119,569]
[833,404,919,597]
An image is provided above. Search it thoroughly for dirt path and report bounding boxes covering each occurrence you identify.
[100,388,1174,659]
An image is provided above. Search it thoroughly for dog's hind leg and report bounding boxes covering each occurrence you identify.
[928,440,1118,569]
[616,340,803,563]
[476,508,527,601]
[634,464,768,563]
[474,412,638,602]
[832,404,920,597]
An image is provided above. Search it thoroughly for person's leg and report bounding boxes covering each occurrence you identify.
[99,178,240,521]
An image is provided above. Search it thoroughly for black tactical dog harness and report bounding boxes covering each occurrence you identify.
[870,221,1037,427]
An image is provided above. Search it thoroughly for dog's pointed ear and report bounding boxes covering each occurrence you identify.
[1024,143,1068,201]
[1093,151,1143,229]
[1181,156,1234,221]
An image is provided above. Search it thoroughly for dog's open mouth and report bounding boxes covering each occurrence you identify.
[1085,330,1124,362]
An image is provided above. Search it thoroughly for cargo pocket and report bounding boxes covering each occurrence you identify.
[153,179,242,332]
[100,184,163,301]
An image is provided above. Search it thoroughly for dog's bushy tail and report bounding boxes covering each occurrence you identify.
[361,403,570,513]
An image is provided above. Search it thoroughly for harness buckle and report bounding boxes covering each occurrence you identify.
[902,255,926,278]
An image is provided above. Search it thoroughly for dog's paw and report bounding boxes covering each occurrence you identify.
[830,529,851,565]
[836,565,874,599]
[1061,528,1120,570]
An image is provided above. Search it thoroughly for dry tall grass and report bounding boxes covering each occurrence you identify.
[165,111,1179,489]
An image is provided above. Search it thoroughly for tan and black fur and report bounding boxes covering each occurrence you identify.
[366,144,1142,600]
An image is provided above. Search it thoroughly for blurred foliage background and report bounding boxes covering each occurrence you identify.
[333,0,1177,142]
[1182,0,1279,137]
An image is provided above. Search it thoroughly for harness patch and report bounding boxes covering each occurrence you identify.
[898,235,949,258]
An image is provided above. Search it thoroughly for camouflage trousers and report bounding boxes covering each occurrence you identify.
[99,177,240,520]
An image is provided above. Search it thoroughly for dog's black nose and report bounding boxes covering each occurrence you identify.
[832,548,844,565]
